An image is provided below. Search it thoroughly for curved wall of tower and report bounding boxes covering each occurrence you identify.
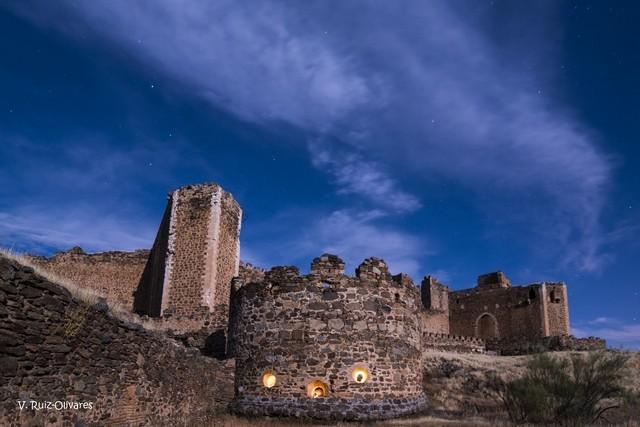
[229,255,427,421]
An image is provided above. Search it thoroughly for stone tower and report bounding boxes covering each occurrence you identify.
[134,183,242,334]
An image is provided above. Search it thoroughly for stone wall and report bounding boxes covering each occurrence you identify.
[486,335,606,355]
[421,311,450,335]
[422,333,485,354]
[28,247,148,310]
[229,255,427,421]
[0,255,234,427]
[449,282,548,340]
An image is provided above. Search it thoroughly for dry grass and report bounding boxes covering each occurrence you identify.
[203,414,504,427]
[0,247,164,331]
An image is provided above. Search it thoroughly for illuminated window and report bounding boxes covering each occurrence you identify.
[352,366,369,383]
[262,372,276,388]
[306,380,328,398]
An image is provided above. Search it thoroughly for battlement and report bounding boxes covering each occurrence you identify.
[422,332,486,353]
[310,253,345,280]
[234,255,421,301]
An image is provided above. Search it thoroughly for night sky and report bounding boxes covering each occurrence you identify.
[0,1,638,348]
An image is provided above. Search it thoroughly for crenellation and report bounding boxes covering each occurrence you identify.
[310,254,345,280]
[355,257,392,282]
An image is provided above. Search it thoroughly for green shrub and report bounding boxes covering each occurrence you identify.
[495,351,631,425]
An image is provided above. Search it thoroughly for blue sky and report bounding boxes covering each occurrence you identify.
[0,1,638,348]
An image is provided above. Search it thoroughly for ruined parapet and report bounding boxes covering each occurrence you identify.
[230,254,427,421]
[134,183,242,338]
[476,271,511,290]
[355,257,392,282]
[310,253,345,281]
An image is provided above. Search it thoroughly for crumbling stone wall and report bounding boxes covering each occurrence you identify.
[229,255,427,421]
[28,247,148,310]
[238,262,266,284]
[0,255,234,427]
[421,311,451,335]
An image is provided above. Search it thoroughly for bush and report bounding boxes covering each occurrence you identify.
[494,351,631,425]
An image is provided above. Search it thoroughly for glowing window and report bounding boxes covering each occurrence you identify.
[306,380,328,398]
[352,367,369,383]
[262,372,276,388]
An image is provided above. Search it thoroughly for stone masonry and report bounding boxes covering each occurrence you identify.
[5,181,603,423]
[0,255,234,427]
[134,183,242,337]
[229,255,427,421]
[27,247,149,310]
[448,271,571,343]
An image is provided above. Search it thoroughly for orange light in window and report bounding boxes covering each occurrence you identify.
[262,372,276,388]
[352,367,369,383]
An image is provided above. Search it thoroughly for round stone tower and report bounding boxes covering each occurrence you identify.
[229,254,426,421]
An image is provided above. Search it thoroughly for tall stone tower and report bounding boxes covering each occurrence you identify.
[134,183,242,334]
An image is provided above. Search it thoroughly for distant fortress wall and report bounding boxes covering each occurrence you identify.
[27,248,149,310]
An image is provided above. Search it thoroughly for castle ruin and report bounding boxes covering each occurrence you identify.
[24,182,605,421]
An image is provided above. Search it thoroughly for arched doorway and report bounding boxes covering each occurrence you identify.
[476,313,498,340]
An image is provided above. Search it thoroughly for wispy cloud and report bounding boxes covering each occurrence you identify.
[309,140,421,213]
[573,318,640,350]
[5,1,616,271]
[0,209,154,253]
[6,0,374,131]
